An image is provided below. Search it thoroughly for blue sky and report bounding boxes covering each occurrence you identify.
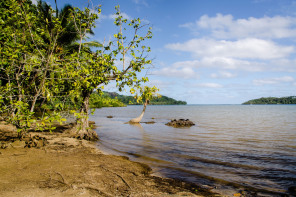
[40,0,296,104]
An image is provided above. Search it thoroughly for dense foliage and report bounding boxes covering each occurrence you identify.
[104,92,187,105]
[90,92,126,108]
[242,96,296,105]
[0,0,154,140]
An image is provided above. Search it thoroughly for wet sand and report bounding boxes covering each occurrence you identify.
[0,123,218,197]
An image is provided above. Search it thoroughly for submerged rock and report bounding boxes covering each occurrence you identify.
[165,119,195,128]
[143,121,156,124]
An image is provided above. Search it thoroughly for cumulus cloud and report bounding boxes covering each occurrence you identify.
[200,57,267,71]
[211,71,237,78]
[166,38,294,60]
[147,79,172,89]
[153,66,197,79]
[169,57,267,72]
[269,59,296,72]
[253,76,294,85]
[196,83,223,88]
[181,14,296,39]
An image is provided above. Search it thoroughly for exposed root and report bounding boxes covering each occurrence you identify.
[0,141,8,149]
[41,171,71,191]
[83,186,111,197]
[68,126,99,141]
[100,165,131,190]
[23,135,48,148]
[54,171,68,185]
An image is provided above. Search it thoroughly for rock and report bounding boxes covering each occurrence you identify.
[107,116,113,118]
[165,119,195,128]
[0,122,20,141]
[143,121,156,124]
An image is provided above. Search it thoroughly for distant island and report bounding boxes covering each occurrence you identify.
[90,91,187,108]
[242,96,296,105]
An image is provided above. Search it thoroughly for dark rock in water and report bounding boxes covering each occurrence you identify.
[165,119,195,128]
[107,116,113,118]
[143,121,156,124]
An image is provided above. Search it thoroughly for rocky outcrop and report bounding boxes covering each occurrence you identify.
[165,119,195,128]
[0,121,20,141]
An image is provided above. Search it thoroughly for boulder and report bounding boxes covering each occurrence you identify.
[165,119,195,128]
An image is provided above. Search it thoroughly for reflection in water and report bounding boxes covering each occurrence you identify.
[129,122,144,130]
[91,105,296,196]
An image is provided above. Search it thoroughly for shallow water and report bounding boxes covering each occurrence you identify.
[90,105,296,196]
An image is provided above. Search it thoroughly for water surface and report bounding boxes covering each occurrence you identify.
[90,105,296,196]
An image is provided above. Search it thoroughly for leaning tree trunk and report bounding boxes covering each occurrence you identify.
[129,100,149,124]
[75,92,98,141]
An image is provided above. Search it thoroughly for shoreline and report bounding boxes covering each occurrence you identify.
[0,122,218,197]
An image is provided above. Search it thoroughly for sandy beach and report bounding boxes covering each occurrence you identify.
[0,122,218,197]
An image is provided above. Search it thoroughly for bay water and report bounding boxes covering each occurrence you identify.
[90,105,296,196]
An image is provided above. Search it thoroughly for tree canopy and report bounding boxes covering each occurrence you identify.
[0,0,154,140]
[242,96,296,105]
[101,92,187,105]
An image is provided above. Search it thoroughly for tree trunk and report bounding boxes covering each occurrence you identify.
[75,92,98,141]
[129,100,148,124]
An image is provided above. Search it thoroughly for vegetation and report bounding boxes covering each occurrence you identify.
[104,92,187,105]
[242,96,296,105]
[90,92,126,108]
[0,0,154,140]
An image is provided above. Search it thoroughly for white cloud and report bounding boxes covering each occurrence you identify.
[170,57,267,72]
[211,71,237,78]
[253,76,294,85]
[196,83,223,88]
[147,79,172,89]
[172,14,296,76]
[269,59,296,72]
[152,66,197,79]
[170,60,200,68]
[182,14,296,39]
[166,38,294,60]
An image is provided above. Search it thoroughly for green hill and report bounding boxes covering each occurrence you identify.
[89,91,187,108]
[242,96,296,105]
[104,92,187,105]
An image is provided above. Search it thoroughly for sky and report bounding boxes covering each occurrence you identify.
[39,0,296,104]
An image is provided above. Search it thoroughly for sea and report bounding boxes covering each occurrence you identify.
[89,105,296,196]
